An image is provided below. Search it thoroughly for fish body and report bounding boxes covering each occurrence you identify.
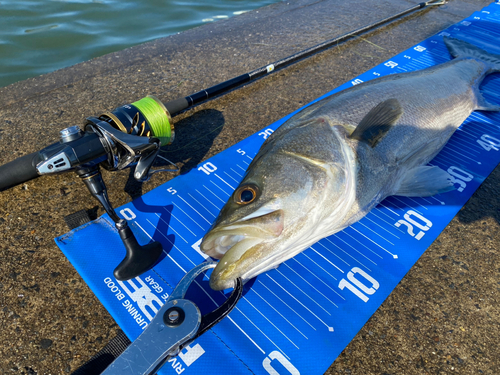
[201,37,500,290]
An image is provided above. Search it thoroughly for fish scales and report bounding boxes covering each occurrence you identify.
[322,58,488,225]
[201,37,500,290]
[294,59,483,163]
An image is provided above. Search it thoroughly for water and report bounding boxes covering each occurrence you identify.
[0,0,281,88]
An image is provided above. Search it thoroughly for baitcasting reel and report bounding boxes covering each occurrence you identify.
[0,95,177,280]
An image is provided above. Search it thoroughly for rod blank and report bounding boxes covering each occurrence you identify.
[163,0,445,116]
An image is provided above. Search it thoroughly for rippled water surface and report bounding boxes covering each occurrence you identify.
[0,0,281,88]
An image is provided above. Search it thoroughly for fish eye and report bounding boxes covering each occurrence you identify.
[234,184,259,205]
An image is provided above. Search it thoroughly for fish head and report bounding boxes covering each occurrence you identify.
[201,120,352,290]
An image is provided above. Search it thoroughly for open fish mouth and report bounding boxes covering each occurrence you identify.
[201,233,246,259]
[200,209,284,289]
[201,208,284,257]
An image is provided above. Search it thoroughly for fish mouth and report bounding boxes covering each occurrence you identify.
[208,237,266,290]
[201,233,246,259]
[200,209,284,290]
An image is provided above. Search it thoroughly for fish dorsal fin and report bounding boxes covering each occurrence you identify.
[349,98,403,147]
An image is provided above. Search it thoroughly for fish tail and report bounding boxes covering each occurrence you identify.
[444,36,500,112]
[444,36,500,73]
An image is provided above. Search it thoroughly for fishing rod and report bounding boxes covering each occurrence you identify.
[0,0,446,284]
[161,0,447,117]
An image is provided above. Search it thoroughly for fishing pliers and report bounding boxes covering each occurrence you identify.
[102,261,243,375]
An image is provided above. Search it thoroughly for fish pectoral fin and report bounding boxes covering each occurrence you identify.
[394,166,455,197]
[349,98,403,148]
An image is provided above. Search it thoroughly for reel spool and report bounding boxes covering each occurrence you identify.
[97,95,175,146]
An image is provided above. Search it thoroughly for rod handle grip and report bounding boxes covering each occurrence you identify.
[0,152,43,191]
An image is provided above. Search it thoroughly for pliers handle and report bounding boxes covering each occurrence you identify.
[102,262,243,375]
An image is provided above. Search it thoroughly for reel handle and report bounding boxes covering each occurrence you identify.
[78,166,164,280]
[114,220,164,281]
[0,151,43,191]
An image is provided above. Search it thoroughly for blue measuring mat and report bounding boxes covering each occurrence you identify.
[56,3,500,374]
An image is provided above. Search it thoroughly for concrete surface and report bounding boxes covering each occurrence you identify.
[0,0,499,373]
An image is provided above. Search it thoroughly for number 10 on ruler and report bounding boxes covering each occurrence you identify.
[339,267,380,303]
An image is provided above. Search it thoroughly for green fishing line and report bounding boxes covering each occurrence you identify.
[132,96,173,145]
